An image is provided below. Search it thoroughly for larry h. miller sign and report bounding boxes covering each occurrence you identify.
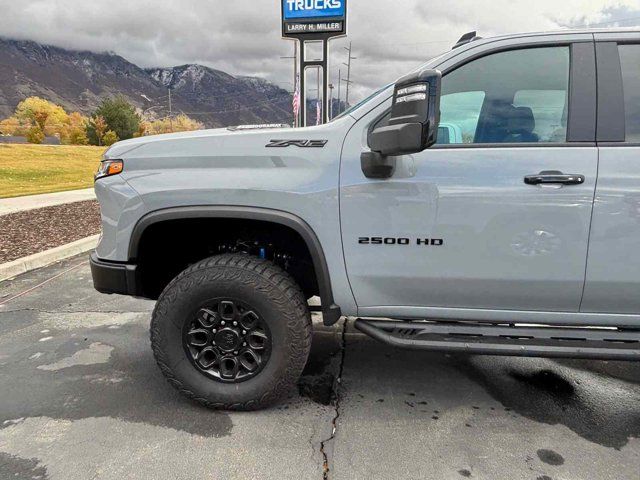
[282,0,347,38]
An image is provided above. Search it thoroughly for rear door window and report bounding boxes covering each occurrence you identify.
[618,44,640,142]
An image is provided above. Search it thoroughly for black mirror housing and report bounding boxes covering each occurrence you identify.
[370,69,442,156]
[369,123,424,156]
[360,151,396,179]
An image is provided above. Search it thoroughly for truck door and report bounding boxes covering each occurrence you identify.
[340,41,598,315]
[582,37,640,315]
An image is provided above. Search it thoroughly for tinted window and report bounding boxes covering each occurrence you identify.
[513,90,567,142]
[439,47,570,144]
[619,45,640,142]
[438,91,485,144]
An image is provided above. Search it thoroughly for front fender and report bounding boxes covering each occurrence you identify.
[128,206,343,325]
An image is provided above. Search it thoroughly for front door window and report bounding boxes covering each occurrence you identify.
[437,47,570,145]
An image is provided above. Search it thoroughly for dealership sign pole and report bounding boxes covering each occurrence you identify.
[282,0,348,126]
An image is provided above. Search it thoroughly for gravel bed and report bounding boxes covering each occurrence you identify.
[0,200,101,264]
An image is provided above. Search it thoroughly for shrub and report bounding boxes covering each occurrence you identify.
[66,126,89,145]
[145,114,204,136]
[61,112,90,145]
[26,125,45,144]
[0,116,21,135]
[102,130,119,146]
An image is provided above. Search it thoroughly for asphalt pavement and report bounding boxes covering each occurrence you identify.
[0,254,639,480]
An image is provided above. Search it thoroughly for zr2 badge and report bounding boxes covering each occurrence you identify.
[266,139,328,148]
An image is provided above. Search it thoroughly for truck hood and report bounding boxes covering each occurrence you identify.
[103,119,355,161]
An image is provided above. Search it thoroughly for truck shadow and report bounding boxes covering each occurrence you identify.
[344,332,640,450]
[0,322,233,437]
[0,321,345,438]
[3,319,639,449]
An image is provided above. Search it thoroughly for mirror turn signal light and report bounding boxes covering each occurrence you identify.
[396,84,427,96]
[95,159,124,181]
[396,83,428,103]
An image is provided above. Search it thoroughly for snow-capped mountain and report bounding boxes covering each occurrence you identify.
[0,38,293,127]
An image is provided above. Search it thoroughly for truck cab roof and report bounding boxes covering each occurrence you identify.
[453,27,640,51]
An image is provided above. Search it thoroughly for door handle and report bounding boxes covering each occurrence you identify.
[524,170,585,186]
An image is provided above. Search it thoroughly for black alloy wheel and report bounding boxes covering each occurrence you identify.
[183,299,272,383]
[151,253,312,410]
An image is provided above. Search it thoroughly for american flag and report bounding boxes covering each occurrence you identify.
[292,74,300,124]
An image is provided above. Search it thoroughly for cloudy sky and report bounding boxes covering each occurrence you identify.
[1,0,640,101]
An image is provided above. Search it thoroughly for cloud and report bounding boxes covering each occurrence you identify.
[0,0,639,101]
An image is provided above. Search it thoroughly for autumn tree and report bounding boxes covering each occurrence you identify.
[1,97,90,144]
[1,97,71,139]
[145,114,204,136]
[89,115,108,146]
[15,97,68,133]
[0,116,26,135]
[62,112,89,145]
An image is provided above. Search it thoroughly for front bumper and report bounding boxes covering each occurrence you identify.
[90,252,139,296]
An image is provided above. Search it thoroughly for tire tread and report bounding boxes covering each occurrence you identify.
[150,253,312,411]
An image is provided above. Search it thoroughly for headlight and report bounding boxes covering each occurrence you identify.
[95,159,124,181]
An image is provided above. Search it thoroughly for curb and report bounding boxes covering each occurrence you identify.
[0,235,100,282]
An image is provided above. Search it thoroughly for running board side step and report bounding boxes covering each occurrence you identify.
[353,319,640,361]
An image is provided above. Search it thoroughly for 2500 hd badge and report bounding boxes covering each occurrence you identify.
[358,237,444,246]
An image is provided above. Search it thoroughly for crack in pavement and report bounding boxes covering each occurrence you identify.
[319,319,348,479]
[0,260,88,306]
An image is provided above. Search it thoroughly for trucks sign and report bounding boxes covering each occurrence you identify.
[283,0,345,19]
[282,0,347,38]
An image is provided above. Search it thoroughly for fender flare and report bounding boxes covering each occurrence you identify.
[128,206,342,325]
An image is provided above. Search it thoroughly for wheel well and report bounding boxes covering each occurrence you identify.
[135,218,320,300]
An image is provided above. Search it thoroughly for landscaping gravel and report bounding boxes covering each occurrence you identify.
[0,200,100,263]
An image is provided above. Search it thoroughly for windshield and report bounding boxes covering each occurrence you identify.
[331,83,393,121]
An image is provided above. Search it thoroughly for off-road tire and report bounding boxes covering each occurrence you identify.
[150,253,312,410]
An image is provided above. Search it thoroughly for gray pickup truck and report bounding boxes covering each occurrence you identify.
[91,29,640,410]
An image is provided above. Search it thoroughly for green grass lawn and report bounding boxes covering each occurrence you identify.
[0,144,107,198]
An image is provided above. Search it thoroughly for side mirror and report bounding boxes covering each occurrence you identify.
[362,69,441,179]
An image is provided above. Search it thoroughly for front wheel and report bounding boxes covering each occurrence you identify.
[150,254,312,410]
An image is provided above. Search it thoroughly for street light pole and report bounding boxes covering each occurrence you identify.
[337,69,342,115]
[342,42,356,109]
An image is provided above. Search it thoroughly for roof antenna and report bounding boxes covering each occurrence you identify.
[453,31,481,49]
